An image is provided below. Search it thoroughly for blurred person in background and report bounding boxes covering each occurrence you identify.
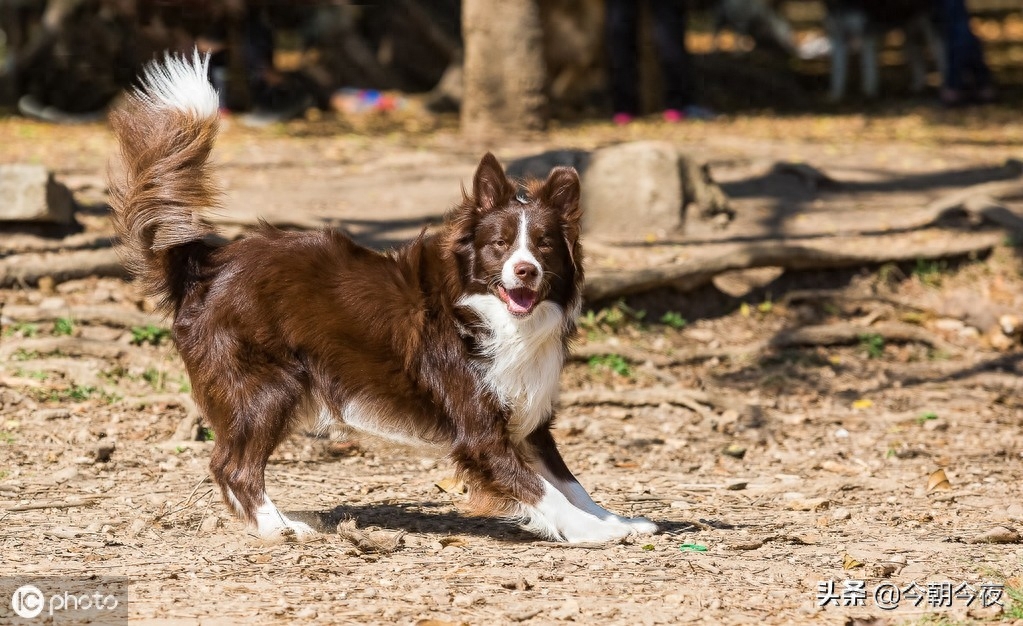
[605,0,714,124]
[940,0,995,105]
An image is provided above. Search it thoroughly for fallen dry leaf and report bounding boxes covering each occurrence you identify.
[435,476,467,494]
[336,519,405,554]
[842,553,864,570]
[927,468,952,492]
[787,497,830,511]
[967,525,1021,544]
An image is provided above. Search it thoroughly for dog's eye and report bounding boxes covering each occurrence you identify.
[537,236,553,250]
[492,239,508,249]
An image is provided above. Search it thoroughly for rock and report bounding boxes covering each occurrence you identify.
[550,598,580,620]
[200,516,222,534]
[581,141,684,239]
[93,441,115,463]
[0,164,74,223]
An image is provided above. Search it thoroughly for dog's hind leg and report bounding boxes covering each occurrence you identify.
[201,367,314,540]
[526,428,657,534]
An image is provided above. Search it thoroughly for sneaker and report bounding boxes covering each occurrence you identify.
[682,104,717,121]
[663,108,685,122]
[612,112,634,126]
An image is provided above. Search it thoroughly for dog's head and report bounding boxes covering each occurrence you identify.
[448,153,583,319]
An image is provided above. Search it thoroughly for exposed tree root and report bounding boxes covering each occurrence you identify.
[584,229,1003,301]
[2,304,163,329]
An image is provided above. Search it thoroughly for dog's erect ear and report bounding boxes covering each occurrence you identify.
[540,166,583,267]
[472,153,514,213]
[538,166,581,224]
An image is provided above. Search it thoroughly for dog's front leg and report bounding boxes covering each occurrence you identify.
[527,427,658,534]
[451,427,648,543]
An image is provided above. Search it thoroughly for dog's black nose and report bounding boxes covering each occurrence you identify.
[514,262,539,281]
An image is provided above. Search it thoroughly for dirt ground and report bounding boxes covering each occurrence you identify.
[3,104,1023,626]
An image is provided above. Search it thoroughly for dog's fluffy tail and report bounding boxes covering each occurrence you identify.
[109,50,221,312]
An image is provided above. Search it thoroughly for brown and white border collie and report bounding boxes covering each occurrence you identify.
[109,52,657,543]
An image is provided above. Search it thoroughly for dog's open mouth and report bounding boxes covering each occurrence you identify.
[498,286,539,316]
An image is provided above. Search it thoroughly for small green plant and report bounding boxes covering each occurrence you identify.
[53,317,74,336]
[68,384,96,401]
[10,349,39,362]
[913,258,947,287]
[0,432,14,444]
[858,333,885,359]
[131,325,171,346]
[915,411,939,425]
[177,378,191,393]
[13,369,47,381]
[142,367,164,391]
[199,427,215,442]
[757,298,774,314]
[4,322,39,338]
[0,470,9,480]
[659,311,686,329]
[578,300,645,336]
[587,354,632,378]
[100,389,122,404]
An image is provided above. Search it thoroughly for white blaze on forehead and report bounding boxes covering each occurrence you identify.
[502,210,542,288]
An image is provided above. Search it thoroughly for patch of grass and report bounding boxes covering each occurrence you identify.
[67,384,96,401]
[0,432,14,444]
[3,322,39,338]
[131,325,171,346]
[659,311,687,329]
[915,411,939,425]
[199,427,215,442]
[579,300,646,337]
[913,258,948,287]
[101,366,129,383]
[10,349,40,361]
[858,333,886,359]
[178,378,191,393]
[38,384,96,403]
[587,353,632,378]
[53,317,74,336]
[13,369,47,381]
[99,389,122,404]
[0,470,8,480]
[142,367,164,391]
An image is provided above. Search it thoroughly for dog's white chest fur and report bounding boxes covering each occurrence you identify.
[459,295,565,439]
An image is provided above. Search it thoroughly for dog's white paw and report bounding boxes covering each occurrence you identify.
[253,493,317,541]
[561,519,635,543]
[619,516,658,534]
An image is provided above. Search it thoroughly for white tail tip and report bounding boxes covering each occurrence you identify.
[136,49,219,119]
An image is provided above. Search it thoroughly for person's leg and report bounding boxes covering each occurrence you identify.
[648,0,693,112]
[605,0,640,117]
[942,0,969,93]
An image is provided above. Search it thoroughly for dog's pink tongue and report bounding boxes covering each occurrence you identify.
[506,288,537,315]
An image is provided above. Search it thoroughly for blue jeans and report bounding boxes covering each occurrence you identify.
[942,0,991,91]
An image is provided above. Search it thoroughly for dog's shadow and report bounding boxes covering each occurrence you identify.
[284,502,711,542]
[285,501,531,541]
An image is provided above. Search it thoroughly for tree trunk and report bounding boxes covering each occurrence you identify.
[461,0,547,135]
